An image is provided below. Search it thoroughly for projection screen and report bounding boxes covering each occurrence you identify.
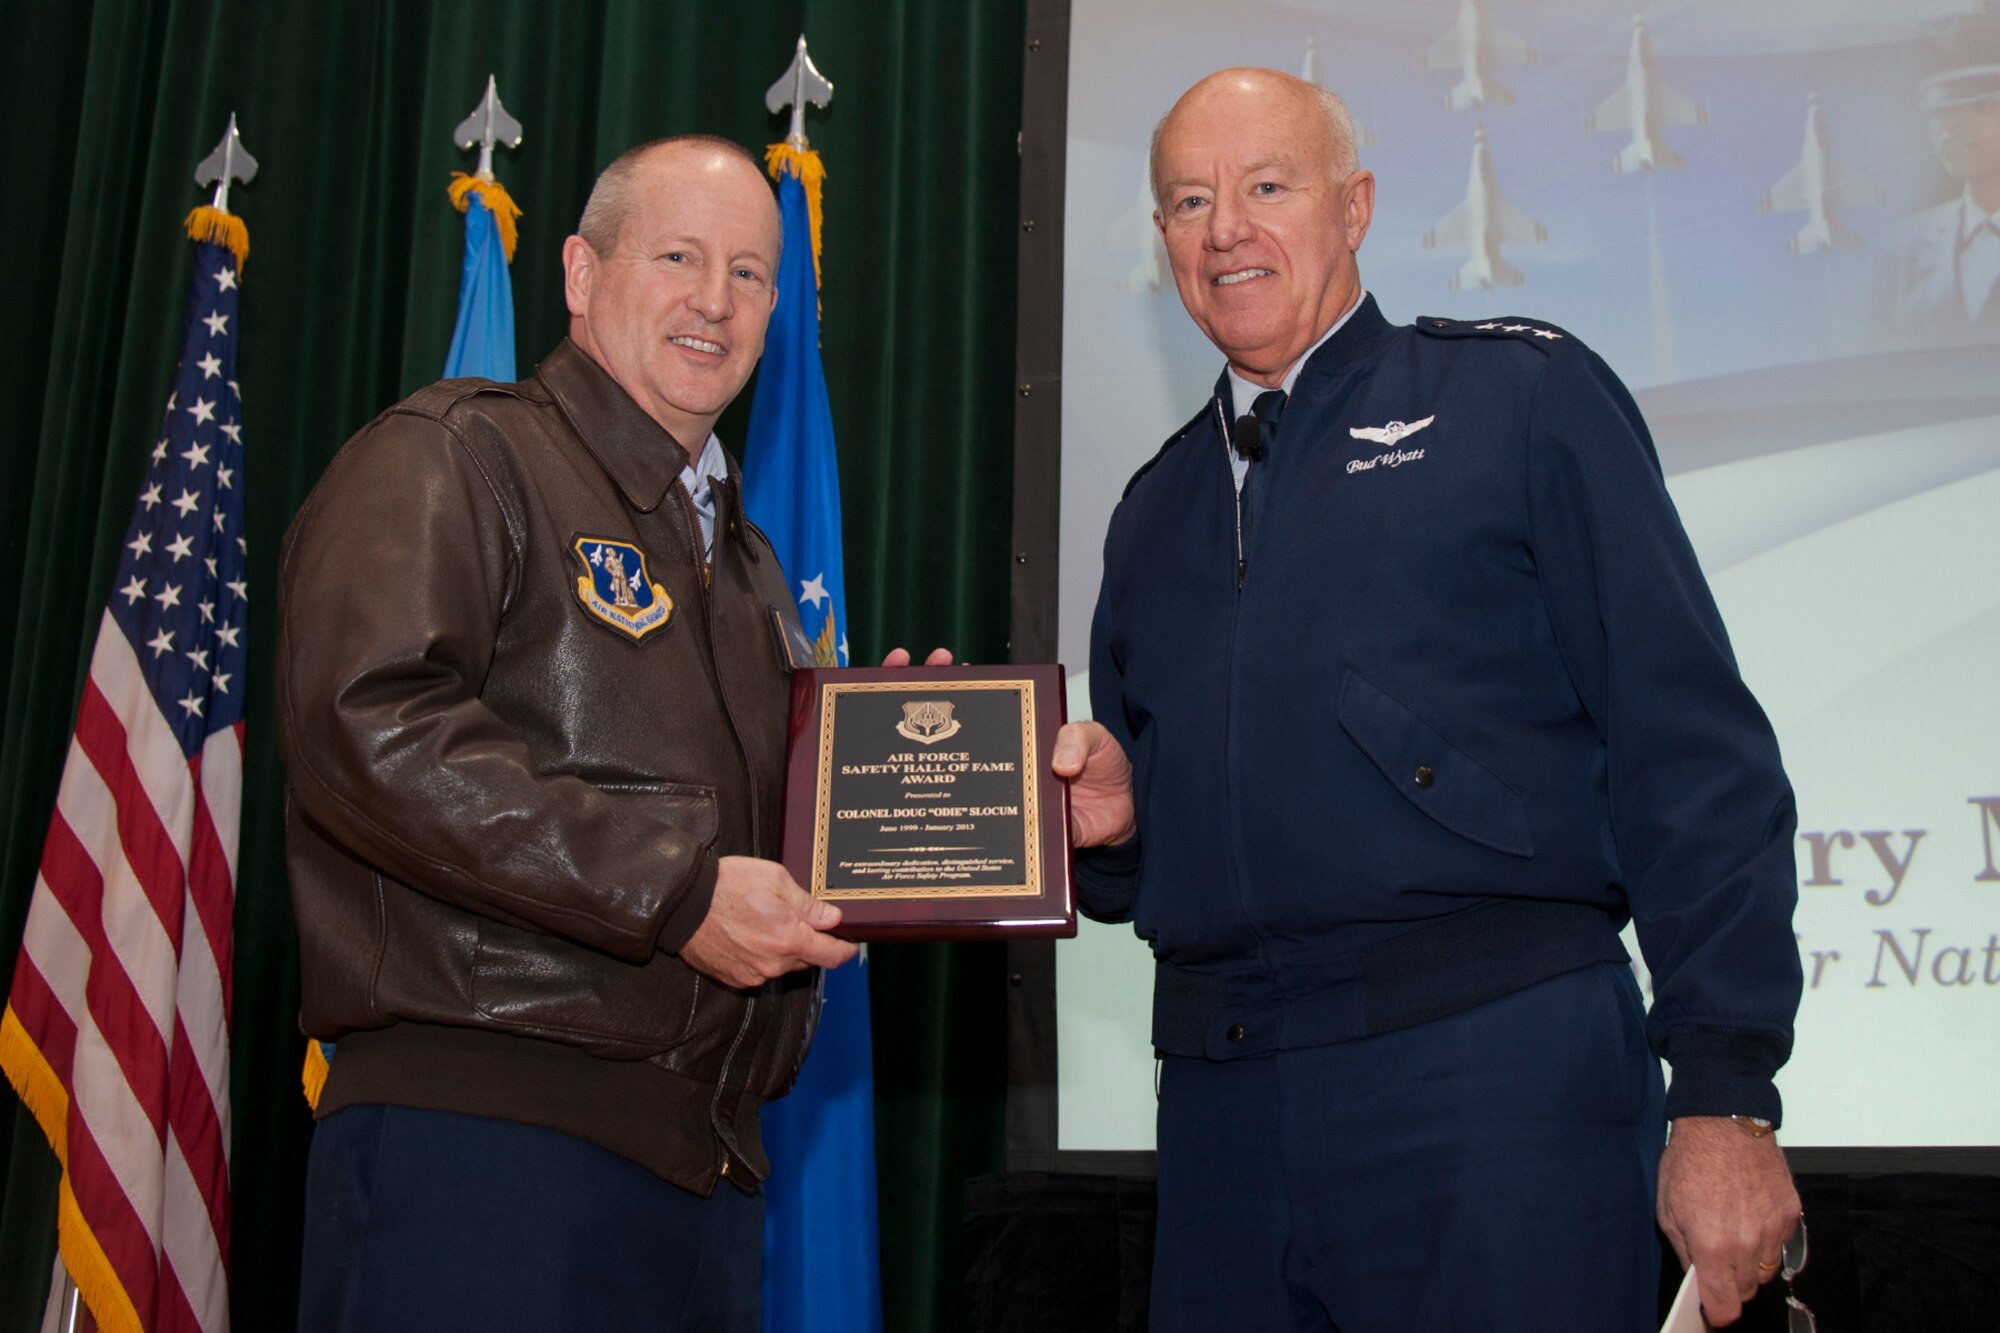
[1044,0,2000,1155]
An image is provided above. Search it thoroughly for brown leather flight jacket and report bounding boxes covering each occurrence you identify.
[277,340,816,1193]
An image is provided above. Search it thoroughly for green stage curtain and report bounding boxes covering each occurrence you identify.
[0,2,1021,1329]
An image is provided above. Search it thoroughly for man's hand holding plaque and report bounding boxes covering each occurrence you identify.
[1051,721,1136,850]
[779,650,1077,941]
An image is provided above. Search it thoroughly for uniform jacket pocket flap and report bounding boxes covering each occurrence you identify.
[597,778,721,846]
[472,918,708,1058]
[1337,672,1534,858]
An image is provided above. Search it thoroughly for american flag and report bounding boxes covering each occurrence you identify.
[0,230,245,1333]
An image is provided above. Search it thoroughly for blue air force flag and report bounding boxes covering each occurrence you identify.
[744,152,881,1333]
[443,182,518,381]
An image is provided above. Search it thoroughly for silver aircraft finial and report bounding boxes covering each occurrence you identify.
[766,36,834,148]
[454,75,524,179]
[194,113,258,213]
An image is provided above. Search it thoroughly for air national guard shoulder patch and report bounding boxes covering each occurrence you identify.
[571,535,673,642]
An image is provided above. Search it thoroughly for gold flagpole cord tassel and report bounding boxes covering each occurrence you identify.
[448,172,522,264]
[183,205,250,272]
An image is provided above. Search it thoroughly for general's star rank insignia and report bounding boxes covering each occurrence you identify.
[571,536,672,642]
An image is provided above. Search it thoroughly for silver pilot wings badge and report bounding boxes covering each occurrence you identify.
[1349,415,1436,446]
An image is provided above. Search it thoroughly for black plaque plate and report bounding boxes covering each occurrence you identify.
[780,664,1075,940]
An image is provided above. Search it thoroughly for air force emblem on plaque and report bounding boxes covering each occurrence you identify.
[572,536,672,642]
[896,700,962,745]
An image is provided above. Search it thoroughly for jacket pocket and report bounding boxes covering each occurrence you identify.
[471,920,706,1058]
[1337,671,1534,858]
[468,779,719,1057]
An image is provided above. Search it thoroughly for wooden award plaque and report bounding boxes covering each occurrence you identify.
[780,664,1076,941]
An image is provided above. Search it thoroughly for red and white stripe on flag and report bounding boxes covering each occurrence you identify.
[1,230,247,1333]
[1,622,238,1333]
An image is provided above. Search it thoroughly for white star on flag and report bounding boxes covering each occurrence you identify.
[142,483,163,509]
[154,584,182,610]
[197,353,222,379]
[127,532,154,558]
[219,422,242,444]
[178,692,204,719]
[212,672,231,695]
[173,489,201,517]
[214,267,237,291]
[186,648,210,673]
[182,441,211,468]
[798,572,829,609]
[188,398,216,424]
[167,533,194,562]
[148,628,175,657]
[202,310,229,336]
[120,577,147,604]
[217,466,234,490]
[226,577,248,602]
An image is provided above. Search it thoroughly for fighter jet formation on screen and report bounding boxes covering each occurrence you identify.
[1304,37,1377,147]
[1104,9,1884,296]
[1759,90,1881,254]
[1421,0,1537,111]
[1584,13,1708,173]
[1423,124,1547,290]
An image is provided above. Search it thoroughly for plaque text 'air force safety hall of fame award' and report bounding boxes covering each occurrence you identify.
[780,664,1076,941]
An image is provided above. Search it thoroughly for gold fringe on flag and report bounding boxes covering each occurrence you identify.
[3,1007,144,1333]
[764,142,826,291]
[58,1177,144,1333]
[301,1038,330,1109]
[449,172,522,264]
[0,1004,69,1159]
[184,205,249,273]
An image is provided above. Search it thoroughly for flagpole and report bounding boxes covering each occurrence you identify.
[5,113,253,1333]
[442,74,523,382]
[748,36,883,1333]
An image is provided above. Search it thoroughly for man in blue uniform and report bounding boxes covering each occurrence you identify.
[1869,16,2000,347]
[1053,68,1803,1331]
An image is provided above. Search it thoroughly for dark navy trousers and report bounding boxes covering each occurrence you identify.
[1151,961,1666,1332]
[298,1104,762,1333]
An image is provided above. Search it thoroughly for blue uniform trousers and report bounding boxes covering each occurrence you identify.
[1151,961,1666,1332]
[298,1104,762,1333]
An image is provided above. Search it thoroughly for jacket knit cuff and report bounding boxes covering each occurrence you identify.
[656,848,720,954]
[1074,835,1143,923]
[1663,1052,1784,1127]
[1079,835,1142,876]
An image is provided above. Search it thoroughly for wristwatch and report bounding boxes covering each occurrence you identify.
[1729,1114,1776,1138]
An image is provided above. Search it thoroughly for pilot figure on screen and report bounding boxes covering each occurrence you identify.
[1871,15,2000,345]
[1051,67,1806,1332]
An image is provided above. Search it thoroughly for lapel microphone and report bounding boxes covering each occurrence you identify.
[1231,413,1264,462]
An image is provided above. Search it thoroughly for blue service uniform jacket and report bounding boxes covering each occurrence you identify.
[1077,295,1802,1121]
